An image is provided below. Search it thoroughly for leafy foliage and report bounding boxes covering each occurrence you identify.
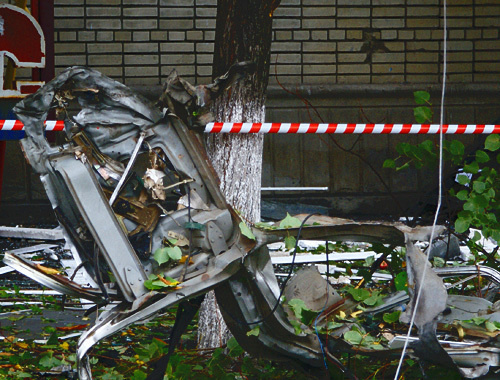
[144,274,180,291]
[346,287,384,307]
[385,91,500,267]
[287,298,318,326]
[153,246,182,265]
[0,300,301,380]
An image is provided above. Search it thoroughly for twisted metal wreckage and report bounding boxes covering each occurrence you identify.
[4,65,500,379]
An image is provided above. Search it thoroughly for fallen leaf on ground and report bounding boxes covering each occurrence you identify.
[55,324,89,331]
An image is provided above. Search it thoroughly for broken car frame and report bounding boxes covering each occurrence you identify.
[4,66,500,379]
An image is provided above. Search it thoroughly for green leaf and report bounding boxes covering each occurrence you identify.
[396,142,411,155]
[288,298,308,320]
[394,271,408,292]
[326,321,344,330]
[383,159,396,169]
[383,310,401,324]
[470,317,487,326]
[15,373,32,378]
[153,248,169,266]
[491,230,500,243]
[471,194,488,209]
[363,291,383,306]
[464,161,480,174]
[406,359,415,367]
[433,257,445,267]
[365,255,375,267]
[456,175,470,185]
[346,287,370,302]
[246,326,260,337]
[153,246,182,265]
[472,230,482,242]
[487,213,497,223]
[344,330,363,345]
[485,134,500,151]
[46,331,59,346]
[476,150,490,163]
[414,91,430,105]
[419,140,434,152]
[285,235,296,250]
[168,246,182,261]
[455,218,470,233]
[414,106,433,123]
[449,140,465,156]
[227,337,244,357]
[132,370,147,380]
[289,319,303,335]
[239,221,256,240]
[456,189,469,201]
[39,352,62,369]
[463,201,476,212]
[144,274,180,290]
[279,213,302,229]
[288,298,318,325]
[485,321,500,332]
[473,181,486,194]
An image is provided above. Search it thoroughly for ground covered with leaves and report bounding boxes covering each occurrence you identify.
[0,235,480,380]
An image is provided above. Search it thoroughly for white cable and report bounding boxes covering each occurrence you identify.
[394,0,447,378]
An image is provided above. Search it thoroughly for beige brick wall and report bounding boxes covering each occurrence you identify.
[15,0,489,87]
[2,0,500,218]
[1,1,498,87]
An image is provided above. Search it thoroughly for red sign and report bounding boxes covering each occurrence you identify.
[0,4,45,95]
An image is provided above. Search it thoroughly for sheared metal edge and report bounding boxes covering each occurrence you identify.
[0,226,64,240]
[77,245,243,380]
[0,243,59,275]
[402,240,463,376]
[3,252,106,303]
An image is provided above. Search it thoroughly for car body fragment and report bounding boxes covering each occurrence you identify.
[4,66,500,379]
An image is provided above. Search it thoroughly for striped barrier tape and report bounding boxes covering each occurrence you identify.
[1,120,500,134]
[205,123,500,134]
[0,120,64,131]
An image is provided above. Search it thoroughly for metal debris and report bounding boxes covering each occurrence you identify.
[4,66,500,379]
[0,226,64,240]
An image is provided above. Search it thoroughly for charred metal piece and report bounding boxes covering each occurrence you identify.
[6,66,500,379]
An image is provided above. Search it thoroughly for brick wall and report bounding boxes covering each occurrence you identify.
[42,0,500,87]
[2,0,500,220]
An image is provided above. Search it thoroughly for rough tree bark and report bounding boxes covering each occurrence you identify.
[197,0,279,349]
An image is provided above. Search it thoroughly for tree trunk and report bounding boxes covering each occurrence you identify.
[197,0,278,349]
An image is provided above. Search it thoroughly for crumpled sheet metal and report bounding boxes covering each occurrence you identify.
[284,265,342,314]
[402,240,480,377]
[14,66,162,173]
[402,241,448,329]
[8,66,500,379]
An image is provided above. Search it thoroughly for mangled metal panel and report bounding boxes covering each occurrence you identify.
[5,66,500,379]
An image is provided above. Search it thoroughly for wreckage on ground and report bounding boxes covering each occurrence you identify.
[3,65,500,379]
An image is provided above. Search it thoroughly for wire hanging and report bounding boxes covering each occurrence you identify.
[394,0,448,378]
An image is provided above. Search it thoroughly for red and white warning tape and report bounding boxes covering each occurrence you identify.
[1,120,500,134]
[205,122,500,134]
[0,120,64,131]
